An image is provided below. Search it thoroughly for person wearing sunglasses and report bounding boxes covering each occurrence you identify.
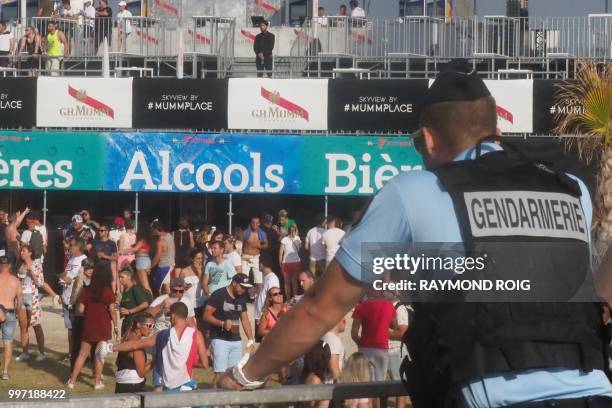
[256,287,287,340]
[100,302,208,393]
[217,58,611,408]
[146,277,196,391]
[92,223,118,293]
[115,312,155,394]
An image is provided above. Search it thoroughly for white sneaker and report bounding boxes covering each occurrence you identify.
[66,380,74,389]
[15,353,29,361]
[35,354,46,362]
[94,383,105,390]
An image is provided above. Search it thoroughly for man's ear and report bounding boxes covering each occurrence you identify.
[422,127,437,154]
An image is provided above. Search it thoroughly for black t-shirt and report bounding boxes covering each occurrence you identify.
[92,239,117,267]
[208,287,247,342]
[66,226,94,245]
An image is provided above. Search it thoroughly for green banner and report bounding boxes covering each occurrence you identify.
[0,132,423,196]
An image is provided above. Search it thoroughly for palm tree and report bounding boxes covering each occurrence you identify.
[552,61,612,264]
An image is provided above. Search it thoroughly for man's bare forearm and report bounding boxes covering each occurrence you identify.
[115,336,156,352]
[243,261,362,381]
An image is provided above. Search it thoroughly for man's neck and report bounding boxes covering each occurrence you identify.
[226,286,236,300]
[215,255,224,264]
[174,321,187,337]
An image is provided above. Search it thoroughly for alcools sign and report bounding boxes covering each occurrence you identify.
[0,132,423,195]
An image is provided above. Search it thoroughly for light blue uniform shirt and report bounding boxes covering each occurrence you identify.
[335,143,612,408]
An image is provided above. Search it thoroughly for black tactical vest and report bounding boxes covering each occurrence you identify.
[400,140,607,408]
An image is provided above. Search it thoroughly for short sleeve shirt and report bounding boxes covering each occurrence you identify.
[389,302,410,352]
[207,287,247,342]
[150,294,194,332]
[281,236,301,264]
[205,259,236,294]
[62,254,87,305]
[120,285,150,328]
[352,299,396,349]
[224,251,241,269]
[92,239,117,267]
[306,226,326,261]
[322,331,345,371]
[334,143,607,407]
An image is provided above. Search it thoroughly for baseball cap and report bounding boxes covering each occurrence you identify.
[421,58,491,109]
[170,277,185,288]
[232,273,253,288]
[72,214,83,223]
[0,256,8,265]
[118,1,127,5]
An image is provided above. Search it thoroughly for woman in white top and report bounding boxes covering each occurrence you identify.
[232,227,243,256]
[279,224,302,300]
[117,220,136,269]
[223,238,242,274]
[179,249,206,333]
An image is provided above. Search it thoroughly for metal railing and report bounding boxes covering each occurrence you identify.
[0,15,608,77]
[291,15,612,60]
[0,381,409,408]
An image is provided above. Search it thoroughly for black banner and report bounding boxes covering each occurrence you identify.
[132,79,228,130]
[328,79,428,133]
[533,80,582,135]
[0,78,36,129]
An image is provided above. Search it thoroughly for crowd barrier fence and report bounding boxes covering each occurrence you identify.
[0,381,409,408]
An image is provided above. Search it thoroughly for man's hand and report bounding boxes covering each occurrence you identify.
[257,52,264,59]
[215,370,243,390]
[162,297,174,310]
[120,307,130,317]
[223,319,233,331]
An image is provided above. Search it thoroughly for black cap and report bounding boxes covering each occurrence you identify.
[421,59,491,109]
[232,273,253,288]
[0,256,9,265]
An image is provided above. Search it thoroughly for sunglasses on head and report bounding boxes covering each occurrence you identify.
[271,292,282,296]
[140,322,155,329]
[172,288,185,293]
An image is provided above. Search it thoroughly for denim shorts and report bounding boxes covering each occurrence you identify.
[23,293,33,310]
[1,311,16,341]
[211,339,242,373]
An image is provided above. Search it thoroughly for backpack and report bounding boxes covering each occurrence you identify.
[29,229,44,260]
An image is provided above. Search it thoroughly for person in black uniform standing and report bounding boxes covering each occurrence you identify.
[254,20,274,78]
[216,59,612,408]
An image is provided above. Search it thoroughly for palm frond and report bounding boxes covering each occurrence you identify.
[552,61,612,164]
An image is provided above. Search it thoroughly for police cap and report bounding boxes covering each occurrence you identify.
[421,59,491,108]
